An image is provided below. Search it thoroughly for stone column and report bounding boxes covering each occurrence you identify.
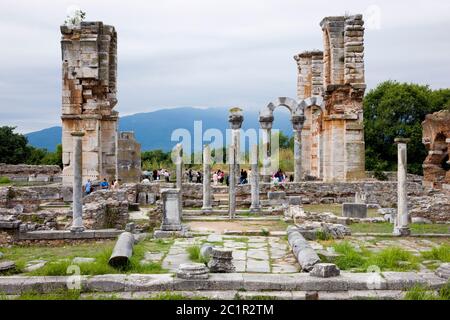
[202,144,212,213]
[229,108,244,184]
[393,138,411,236]
[292,114,305,182]
[249,144,261,213]
[228,145,236,219]
[259,115,273,183]
[70,132,85,233]
[174,143,183,190]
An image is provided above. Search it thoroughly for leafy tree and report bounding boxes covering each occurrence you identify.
[41,144,63,167]
[364,81,450,175]
[277,131,294,150]
[0,126,30,164]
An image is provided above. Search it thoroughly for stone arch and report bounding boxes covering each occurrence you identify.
[259,97,301,120]
[259,97,305,182]
[298,97,325,179]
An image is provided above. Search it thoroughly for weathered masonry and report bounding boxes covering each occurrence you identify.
[60,21,141,185]
[422,110,450,191]
[292,14,366,182]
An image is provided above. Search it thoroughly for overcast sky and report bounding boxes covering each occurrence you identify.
[0,0,449,133]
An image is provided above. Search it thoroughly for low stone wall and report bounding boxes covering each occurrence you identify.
[0,164,61,182]
[136,181,424,208]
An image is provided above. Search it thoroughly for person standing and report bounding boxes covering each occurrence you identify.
[100,178,109,190]
[85,179,92,195]
[213,172,218,186]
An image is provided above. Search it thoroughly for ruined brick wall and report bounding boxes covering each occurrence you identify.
[60,21,118,186]
[117,132,141,183]
[295,14,366,182]
[0,164,61,182]
[422,110,450,191]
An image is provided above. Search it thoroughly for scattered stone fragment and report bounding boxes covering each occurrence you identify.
[435,263,450,280]
[176,263,209,280]
[309,263,340,278]
[317,249,342,263]
[411,217,432,225]
[24,260,47,272]
[72,257,96,264]
[0,261,16,273]
[200,244,213,261]
[208,248,235,273]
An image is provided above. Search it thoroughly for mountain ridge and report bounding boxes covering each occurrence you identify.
[26,107,293,152]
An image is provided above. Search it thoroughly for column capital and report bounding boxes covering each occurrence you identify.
[71,131,85,137]
[394,137,410,144]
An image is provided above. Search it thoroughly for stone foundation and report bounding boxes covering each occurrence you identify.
[0,164,61,182]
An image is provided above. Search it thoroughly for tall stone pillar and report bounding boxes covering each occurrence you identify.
[229,108,244,184]
[71,132,85,233]
[249,144,261,213]
[393,138,411,236]
[228,145,236,219]
[292,115,305,182]
[202,144,213,213]
[259,115,273,183]
[174,144,183,190]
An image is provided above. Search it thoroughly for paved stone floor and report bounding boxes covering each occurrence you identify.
[155,235,298,273]
[142,234,448,274]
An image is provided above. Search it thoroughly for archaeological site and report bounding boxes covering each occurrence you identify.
[0,4,449,306]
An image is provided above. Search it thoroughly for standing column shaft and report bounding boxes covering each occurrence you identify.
[394,138,410,236]
[232,129,241,184]
[294,129,302,182]
[175,144,183,190]
[249,144,261,213]
[202,145,212,213]
[71,132,85,232]
[262,128,272,182]
[229,145,236,219]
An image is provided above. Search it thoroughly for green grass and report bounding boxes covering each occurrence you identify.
[0,176,11,184]
[1,238,173,276]
[331,241,419,272]
[405,282,450,300]
[186,245,209,264]
[365,247,419,271]
[350,222,449,234]
[315,230,332,241]
[421,244,450,262]
[333,242,368,271]
[17,290,81,300]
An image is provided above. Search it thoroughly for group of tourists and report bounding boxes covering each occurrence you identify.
[272,169,293,183]
[187,169,203,184]
[212,170,225,185]
[84,178,121,195]
[152,169,170,182]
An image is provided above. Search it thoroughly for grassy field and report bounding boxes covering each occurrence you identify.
[350,222,449,234]
[0,238,173,276]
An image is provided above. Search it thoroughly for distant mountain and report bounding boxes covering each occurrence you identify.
[26,107,293,152]
[26,126,62,152]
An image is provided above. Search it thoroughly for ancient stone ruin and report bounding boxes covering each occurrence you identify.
[422,110,450,191]
[60,21,140,186]
[295,15,366,182]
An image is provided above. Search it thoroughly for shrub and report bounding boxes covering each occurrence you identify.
[421,244,450,262]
